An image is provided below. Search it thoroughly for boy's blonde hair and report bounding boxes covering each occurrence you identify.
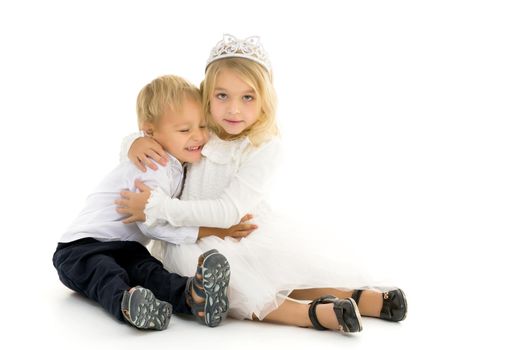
[136,75,201,128]
[202,58,278,146]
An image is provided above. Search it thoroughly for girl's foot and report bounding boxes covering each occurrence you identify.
[313,303,341,329]
[308,295,363,334]
[352,287,407,321]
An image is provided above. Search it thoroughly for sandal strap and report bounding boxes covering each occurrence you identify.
[185,278,204,320]
[191,276,206,299]
[121,289,132,322]
[191,249,219,300]
[332,304,347,333]
[308,295,336,331]
[351,289,363,305]
[190,299,205,314]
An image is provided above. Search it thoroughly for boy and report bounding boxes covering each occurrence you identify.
[53,75,243,330]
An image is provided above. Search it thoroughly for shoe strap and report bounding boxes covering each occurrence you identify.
[308,295,336,331]
[121,289,132,322]
[188,277,205,299]
[351,289,363,304]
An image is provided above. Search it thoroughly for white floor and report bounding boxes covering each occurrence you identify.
[5,243,522,350]
[36,277,423,350]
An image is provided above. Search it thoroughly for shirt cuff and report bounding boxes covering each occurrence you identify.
[176,226,199,244]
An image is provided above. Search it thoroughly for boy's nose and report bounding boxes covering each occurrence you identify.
[192,128,206,142]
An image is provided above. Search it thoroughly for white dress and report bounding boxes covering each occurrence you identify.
[147,133,371,320]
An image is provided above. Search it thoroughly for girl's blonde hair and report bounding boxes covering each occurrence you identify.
[136,75,201,128]
[202,58,278,146]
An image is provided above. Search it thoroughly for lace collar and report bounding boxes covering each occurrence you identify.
[202,133,251,164]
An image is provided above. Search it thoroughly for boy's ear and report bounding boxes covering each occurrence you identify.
[141,122,154,137]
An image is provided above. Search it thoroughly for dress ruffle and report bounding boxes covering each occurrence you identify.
[144,187,166,227]
[156,207,374,320]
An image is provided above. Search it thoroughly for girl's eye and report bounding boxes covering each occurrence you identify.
[243,95,254,102]
[216,93,227,100]
[199,125,207,129]
[178,129,190,133]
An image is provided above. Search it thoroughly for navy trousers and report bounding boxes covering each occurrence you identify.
[52,238,191,322]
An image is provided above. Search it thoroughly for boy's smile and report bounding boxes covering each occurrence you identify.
[147,98,208,164]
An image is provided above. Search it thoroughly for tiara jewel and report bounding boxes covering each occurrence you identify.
[206,34,272,72]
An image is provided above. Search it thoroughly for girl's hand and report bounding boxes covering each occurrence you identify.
[224,214,257,238]
[199,214,257,239]
[116,180,152,224]
[129,137,168,172]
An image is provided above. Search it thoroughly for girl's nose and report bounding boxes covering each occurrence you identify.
[228,101,240,115]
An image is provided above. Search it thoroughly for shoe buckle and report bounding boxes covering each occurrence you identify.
[383,292,389,300]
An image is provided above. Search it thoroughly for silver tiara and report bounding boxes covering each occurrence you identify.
[206,34,271,72]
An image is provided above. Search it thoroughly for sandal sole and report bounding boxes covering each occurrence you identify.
[396,288,408,321]
[201,252,231,327]
[122,287,172,330]
[345,298,363,333]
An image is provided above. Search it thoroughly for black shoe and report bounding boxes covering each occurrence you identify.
[352,287,407,322]
[308,295,363,335]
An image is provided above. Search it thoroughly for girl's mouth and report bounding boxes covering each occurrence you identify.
[224,119,243,124]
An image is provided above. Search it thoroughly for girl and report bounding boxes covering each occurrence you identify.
[117,35,407,335]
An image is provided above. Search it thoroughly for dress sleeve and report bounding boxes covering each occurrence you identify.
[145,138,282,228]
[119,131,144,163]
[130,161,199,244]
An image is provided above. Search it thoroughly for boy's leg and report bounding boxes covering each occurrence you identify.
[117,242,191,315]
[52,238,132,321]
[53,239,173,330]
[124,247,231,327]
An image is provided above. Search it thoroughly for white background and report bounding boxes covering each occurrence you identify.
[1,0,524,349]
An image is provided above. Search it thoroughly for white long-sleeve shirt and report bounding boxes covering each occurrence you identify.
[59,154,198,245]
[144,133,282,229]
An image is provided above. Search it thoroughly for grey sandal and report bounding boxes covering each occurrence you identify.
[185,249,230,327]
[121,286,172,330]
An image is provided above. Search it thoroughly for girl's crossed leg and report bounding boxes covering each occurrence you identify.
[254,287,405,333]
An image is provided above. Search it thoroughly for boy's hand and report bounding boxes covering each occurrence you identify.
[129,137,168,172]
[199,214,257,239]
[116,180,152,224]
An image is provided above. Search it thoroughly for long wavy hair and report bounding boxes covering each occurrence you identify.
[201,58,278,146]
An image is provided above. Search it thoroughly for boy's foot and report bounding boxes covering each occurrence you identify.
[121,286,172,330]
[185,249,230,327]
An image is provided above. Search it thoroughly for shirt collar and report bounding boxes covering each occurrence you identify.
[166,153,184,172]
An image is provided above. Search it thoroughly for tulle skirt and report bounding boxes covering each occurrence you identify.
[151,208,376,320]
